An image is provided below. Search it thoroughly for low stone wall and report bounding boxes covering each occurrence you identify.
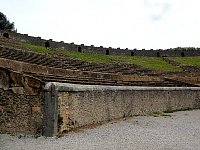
[44,83,200,136]
[1,77,200,136]
[1,68,200,137]
[0,68,44,135]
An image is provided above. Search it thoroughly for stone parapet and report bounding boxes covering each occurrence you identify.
[1,30,200,57]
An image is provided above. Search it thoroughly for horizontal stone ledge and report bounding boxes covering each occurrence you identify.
[0,57,119,80]
[44,82,200,92]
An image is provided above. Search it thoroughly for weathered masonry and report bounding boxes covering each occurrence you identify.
[1,31,200,137]
[1,69,200,136]
[43,83,200,136]
[0,68,44,135]
[1,30,200,57]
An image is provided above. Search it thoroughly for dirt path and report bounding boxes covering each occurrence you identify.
[1,109,200,150]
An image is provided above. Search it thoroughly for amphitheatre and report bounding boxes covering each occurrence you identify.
[0,30,200,137]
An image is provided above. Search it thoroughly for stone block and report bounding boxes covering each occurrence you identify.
[10,72,23,87]
[25,76,42,89]
[24,76,42,95]
[11,87,24,94]
[0,69,9,90]
[31,106,41,113]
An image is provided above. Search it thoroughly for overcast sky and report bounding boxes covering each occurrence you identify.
[1,0,200,49]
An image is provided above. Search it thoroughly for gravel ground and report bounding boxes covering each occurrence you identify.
[1,109,200,150]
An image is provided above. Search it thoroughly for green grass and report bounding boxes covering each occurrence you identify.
[19,42,182,71]
[19,42,55,55]
[63,50,114,64]
[169,57,200,67]
[110,56,182,71]
[64,51,181,71]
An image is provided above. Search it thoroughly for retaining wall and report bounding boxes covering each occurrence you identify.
[1,30,200,57]
[44,83,200,136]
[0,68,44,135]
[1,76,200,137]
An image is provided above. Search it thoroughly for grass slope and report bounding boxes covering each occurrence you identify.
[20,42,182,71]
[110,56,181,71]
[170,57,200,67]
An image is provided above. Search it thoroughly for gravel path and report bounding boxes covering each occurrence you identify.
[1,110,200,150]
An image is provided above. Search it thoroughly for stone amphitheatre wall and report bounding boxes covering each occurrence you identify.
[44,82,200,136]
[1,67,200,136]
[1,30,200,57]
[1,30,200,137]
[1,61,200,137]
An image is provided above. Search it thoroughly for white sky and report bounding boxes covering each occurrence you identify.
[1,0,200,49]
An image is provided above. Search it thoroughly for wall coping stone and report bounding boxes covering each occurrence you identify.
[44,82,200,92]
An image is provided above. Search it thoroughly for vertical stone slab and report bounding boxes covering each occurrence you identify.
[43,84,58,136]
[0,68,9,90]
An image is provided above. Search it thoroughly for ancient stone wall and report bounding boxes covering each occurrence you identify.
[44,83,200,136]
[0,54,162,84]
[1,30,200,57]
[0,68,44,135]
[173,77,200,85]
